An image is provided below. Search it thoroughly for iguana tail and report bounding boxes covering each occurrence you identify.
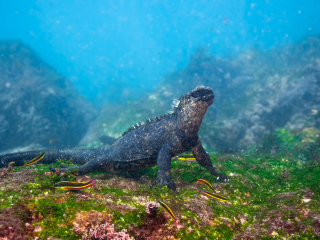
[0,148,108,168]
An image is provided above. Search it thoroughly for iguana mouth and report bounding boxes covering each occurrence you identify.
[203,92,214,105]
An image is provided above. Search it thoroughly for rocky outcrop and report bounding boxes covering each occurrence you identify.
[0,41,96,153]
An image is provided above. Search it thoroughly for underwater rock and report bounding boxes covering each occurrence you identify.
[0,41,96,153]
[162,36,320,152]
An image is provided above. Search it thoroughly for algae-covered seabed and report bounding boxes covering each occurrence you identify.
[0,151,320,239]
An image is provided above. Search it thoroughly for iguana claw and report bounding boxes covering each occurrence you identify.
[216,173,229,183]
[150,174,177,192]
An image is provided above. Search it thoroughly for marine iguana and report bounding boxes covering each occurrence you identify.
[0,86,229,191]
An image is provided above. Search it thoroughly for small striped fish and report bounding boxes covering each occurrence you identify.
[23,153,45,167]
[196,179,214,191]
[177,156,196,161]
[159,200,177,226]
[54,179,96,190]
[202,190,229,202]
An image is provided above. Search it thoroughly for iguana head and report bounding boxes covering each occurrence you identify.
[175,86,214,134]
[174,86,214,112]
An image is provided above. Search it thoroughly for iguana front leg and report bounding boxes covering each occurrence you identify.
[150,141,177,191]
[192,139,229,182]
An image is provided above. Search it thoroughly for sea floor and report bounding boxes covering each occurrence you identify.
[0,153,319,239]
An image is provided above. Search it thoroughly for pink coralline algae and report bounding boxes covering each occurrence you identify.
[72,210,133,240]
[145,201,160,218]
[74,223,133,240]
[0,205,33,240]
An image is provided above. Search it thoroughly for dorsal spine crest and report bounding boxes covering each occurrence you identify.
[120,112,175,137]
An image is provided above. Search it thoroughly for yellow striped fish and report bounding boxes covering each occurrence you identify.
[159,200,177,226]
[196,179,214,191]
[177,157,196,161]
[23,153,45,167]
[54,179,96,190]
[202,190,229,202]
[174,153,196,162]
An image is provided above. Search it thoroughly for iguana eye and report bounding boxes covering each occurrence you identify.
[191,91,200,98]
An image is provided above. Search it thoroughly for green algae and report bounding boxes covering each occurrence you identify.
[0,149,320,239]
[112,210,144,230]
[99,187,134,196]
[0,190,21,208]
[35,197,104,239]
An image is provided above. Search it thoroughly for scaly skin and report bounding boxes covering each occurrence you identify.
[0,86,229,191]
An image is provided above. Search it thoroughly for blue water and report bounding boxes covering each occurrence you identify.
[1,0,319,105]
